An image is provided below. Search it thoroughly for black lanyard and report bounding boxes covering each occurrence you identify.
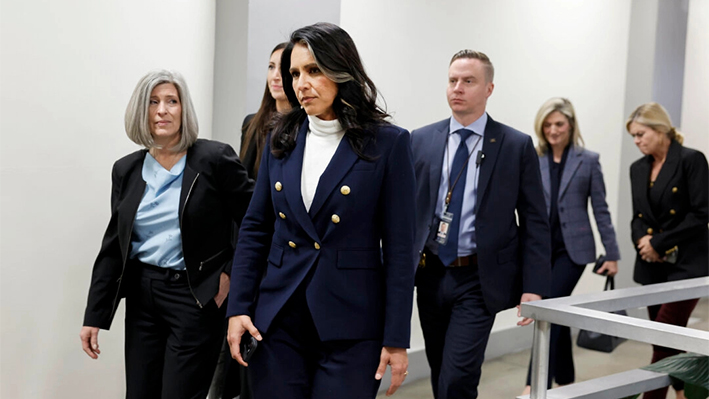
[445,133,482,207]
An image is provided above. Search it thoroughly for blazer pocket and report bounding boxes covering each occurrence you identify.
[336,249,381,269]
[268,244,284,268]
[497,245,518,264]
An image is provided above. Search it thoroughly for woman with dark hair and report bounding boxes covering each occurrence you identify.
[240,42,291,179]
[209,43,291,399]
[627,102,708,399]
[226,22,416,398]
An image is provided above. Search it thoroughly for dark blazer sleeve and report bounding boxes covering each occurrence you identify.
[240,114,258,179]
[217,142,255,275]
[83,163,125,329]
[589,152,620,261]
[630,164,646,245]
[517,136,552,297]
[649,150,709,253]
[240,114,255,147]
[227,142,275,318]
[380,129,417,348]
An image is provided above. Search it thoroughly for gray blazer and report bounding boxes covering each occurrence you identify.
[540,146,620,265]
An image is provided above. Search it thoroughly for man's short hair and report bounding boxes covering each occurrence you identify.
[449,50,494,83]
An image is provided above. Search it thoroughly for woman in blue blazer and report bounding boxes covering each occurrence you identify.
[226,23,416,399]
[522,97,621,394]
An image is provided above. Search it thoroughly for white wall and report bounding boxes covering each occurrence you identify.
[681,0,709,157]
[0,1,216,397]
[245,0,341,114]
[341,0,632,347]
[212,0,250,148]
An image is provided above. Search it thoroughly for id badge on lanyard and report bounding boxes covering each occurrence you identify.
[436,210,454,245]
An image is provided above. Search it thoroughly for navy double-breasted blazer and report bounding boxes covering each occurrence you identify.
[411,115,551,314]
[227,120,416,348]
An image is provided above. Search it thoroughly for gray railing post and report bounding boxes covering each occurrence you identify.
[530,320,550,399]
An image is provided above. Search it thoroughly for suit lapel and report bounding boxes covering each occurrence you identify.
[632,156,657,223]
[559,146,582,200]
[474,116,503,213]
[651,140,681,206]
[308,136,359,218]
[282,121,320,242]
[539,153,551,215]
[179,157,199,228]
[429,121,449,210]
[117,156,147,263]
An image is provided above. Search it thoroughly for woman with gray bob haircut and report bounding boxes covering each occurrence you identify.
[80,69,254,398]
[124,70,198,151]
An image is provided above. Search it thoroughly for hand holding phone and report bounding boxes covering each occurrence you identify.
[241,334,258,363]
[227,315,262,367]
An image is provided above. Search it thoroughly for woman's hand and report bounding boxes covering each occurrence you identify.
[80,326,101,359]
[227,315,261,367]
[375,346,408,396]
[596,260,619,276]
[637,235,661,263]
[214,272,230,308]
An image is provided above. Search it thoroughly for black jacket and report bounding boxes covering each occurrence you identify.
[83,139,254,329]
[240,114,258,179]
[630,139,708,284]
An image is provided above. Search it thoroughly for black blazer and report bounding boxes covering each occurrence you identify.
[630,139,708,284]
[240,114,258,180]
[83,139,254,329]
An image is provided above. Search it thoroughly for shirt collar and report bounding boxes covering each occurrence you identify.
[449,112,488,138]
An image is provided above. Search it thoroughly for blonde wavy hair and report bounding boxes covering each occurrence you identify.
[625,102,684,144]
[534,97,584,155]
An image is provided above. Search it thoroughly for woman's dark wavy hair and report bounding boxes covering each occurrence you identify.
[240,42,288,176]
[271,22,390,159]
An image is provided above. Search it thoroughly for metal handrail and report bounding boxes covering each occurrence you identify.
[519,276,709,399]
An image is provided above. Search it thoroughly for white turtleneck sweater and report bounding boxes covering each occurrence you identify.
[301,115,345,212]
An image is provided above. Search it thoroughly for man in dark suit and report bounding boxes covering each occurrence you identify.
[411,50,551,398]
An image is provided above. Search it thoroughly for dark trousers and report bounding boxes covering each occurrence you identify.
[124,262,225,399]
[416,251,495,399]
[208,331,248,399]
[525,250,584,387]
[643,297,700,399]
[248,285,383,399]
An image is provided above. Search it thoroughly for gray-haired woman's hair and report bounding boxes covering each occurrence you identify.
[124,70,198,152]
[534,97,585,156]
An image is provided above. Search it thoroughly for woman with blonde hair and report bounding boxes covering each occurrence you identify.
[627,102,708,399]
[522,97,620,394]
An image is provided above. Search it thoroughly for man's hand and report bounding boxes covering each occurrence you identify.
[80,326,101,359]
[516,293,542,326]
[375,346,408,396]
[637,235,661,263]
[227,315,261,367]
[214,272,230,308]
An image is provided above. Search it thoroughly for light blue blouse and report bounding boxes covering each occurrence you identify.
[129,152,186,269]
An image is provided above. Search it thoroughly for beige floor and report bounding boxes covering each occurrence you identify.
[379,299,708,399]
